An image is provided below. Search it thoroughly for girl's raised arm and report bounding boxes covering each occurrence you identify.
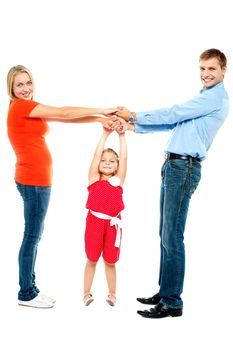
[116,133,127,186]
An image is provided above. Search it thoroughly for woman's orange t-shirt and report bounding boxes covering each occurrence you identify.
[7,99,53,186]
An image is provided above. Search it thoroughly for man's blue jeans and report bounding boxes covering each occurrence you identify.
[16,182,51,301]
[158,158,201,308]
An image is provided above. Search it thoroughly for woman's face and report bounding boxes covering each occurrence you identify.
[13,72,33,100]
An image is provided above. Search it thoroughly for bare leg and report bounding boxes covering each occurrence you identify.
[83,259,97,304]
[104,261,116,305]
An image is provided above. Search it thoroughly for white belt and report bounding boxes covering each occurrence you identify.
[90,210,122,248]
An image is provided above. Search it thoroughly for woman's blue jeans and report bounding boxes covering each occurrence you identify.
[158,158,201,308]
[16,182,51,301]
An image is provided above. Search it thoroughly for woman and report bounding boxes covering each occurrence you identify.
[7,65,117,309]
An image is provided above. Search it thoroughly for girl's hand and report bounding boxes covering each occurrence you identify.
[110,117,128,133]
[102,118,120,131]
[102,121,114,133]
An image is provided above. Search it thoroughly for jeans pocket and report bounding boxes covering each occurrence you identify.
[169,159,187,172]
[189,166,201,194]
[161,161,166,178]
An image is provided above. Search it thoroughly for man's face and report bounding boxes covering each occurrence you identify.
[200,57,226,88]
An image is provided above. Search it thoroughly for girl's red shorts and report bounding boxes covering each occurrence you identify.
[85,211,122,264]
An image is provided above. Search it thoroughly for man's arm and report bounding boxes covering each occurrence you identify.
[134,123,176,133]
[116,92,218,126]
[109,115,176,134]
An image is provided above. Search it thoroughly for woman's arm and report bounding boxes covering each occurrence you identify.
[29,104,117,119]
[88,129,111,185]
[45,116,110,124]
[116,133,127,186]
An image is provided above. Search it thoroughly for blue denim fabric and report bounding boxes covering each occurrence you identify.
[16,182,51,301]
[158,158,201,308]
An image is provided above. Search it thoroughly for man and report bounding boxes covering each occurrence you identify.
[113,48,229,318]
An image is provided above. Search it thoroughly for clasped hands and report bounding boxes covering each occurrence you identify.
[103,106,132,133]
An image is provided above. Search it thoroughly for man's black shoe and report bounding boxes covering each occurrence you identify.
[136,292,161,305]
[137,302,183,319]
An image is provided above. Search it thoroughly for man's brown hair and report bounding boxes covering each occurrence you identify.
[200,48,227,68]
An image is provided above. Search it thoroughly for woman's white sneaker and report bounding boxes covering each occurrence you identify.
[18,294,54,308]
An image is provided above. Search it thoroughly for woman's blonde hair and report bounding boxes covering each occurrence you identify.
[7,65,34,100]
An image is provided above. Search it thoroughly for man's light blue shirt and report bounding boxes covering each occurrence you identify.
[135,82,229,160]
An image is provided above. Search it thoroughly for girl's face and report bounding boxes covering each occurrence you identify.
[13,72,33,100]
[99,151,118,176]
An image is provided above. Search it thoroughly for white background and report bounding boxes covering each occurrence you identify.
[0,0,232,349]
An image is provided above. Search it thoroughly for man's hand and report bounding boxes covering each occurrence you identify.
[115,106,131,121]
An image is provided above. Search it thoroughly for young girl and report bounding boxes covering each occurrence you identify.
[83,127,127,306]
